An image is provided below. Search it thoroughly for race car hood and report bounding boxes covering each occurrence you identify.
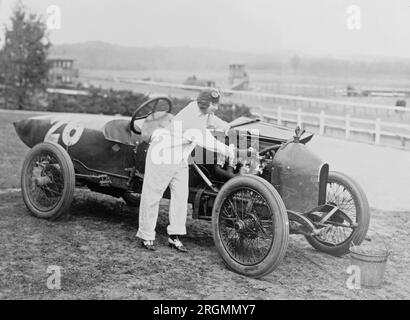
[229,116,314,143]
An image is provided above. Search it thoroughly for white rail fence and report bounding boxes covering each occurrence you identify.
[227,89,410,122]
[84,77,410,150]
[251,106,410,150]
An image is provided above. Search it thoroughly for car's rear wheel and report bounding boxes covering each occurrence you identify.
[21,142,75,220]
[305,171,370,256]
[212,175,289,278]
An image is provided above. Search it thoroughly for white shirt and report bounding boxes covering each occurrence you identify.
[150,101,231,164]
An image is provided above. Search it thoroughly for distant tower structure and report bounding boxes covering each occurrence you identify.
[47,56,79,87]
[228,63,249,90]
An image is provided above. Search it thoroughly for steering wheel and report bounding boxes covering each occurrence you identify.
[130,96,173,134]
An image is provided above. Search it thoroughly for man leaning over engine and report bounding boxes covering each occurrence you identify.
[136,89,235,252]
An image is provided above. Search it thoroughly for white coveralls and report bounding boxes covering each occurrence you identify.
[136,101,231,241]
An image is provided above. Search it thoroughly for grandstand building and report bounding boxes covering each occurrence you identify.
[48,57,79,86]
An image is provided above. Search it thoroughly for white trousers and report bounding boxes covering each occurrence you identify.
[136,143,189,241]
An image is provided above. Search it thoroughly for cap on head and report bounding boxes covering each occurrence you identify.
[197,89,221,109]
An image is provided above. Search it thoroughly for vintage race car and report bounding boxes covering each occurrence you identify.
[14,96,370,278]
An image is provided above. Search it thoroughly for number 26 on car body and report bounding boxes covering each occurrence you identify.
[44,120,84,147]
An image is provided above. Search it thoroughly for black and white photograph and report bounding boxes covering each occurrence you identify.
[0,0,409,302]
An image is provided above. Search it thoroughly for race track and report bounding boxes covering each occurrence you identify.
[309,136,410,211]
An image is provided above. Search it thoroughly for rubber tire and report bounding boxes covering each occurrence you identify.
[21,142,75,220]
[305,171,370,256]
[212,175,289,278]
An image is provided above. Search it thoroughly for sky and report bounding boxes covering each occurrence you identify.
[1,0,410,58]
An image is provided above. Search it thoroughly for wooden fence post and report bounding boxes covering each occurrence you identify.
[345,114,351,140]
[297,108,302,127]
[375,118,381,145]
[277,106,282,125]
[319,111,325,135]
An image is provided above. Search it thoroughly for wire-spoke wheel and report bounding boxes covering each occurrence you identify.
[212,175,289,278]
[21,142,75,220]
[305,171,370,256]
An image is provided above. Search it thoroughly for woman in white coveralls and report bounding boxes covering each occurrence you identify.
[136,89,235,252]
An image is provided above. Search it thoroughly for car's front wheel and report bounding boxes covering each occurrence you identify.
[21,142,75,220]
[212,175,289,278]
[305,171,370,256]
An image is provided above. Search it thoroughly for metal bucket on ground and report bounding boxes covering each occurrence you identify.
[349,240,390,288]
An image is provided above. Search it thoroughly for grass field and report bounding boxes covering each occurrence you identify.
[0,111,45,189]
[0,109,409,299]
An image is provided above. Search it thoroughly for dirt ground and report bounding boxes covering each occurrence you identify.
[0,190,409,300]
[1,110,409,299]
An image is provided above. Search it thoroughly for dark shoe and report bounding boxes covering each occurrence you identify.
[168,236,188,252]
[140,239,156,251]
